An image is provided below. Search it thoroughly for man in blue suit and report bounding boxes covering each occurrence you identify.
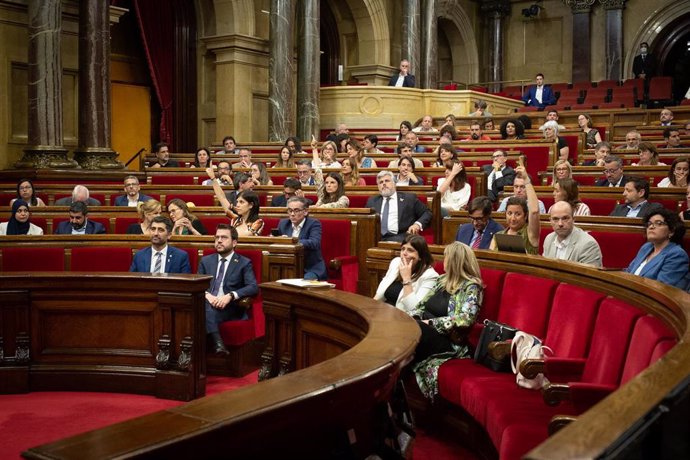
[129,216,191,274]
[522,73,556,109]
[277,196,327,280]
[456,196,503,250]
[198,224,259,355]
[114,176,152,207]
[54,202,106,235]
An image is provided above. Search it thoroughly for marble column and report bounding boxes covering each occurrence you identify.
[17,0,76,169]
[297,0,319,142]
[268,0,295,142]
[599,0,627,82]
[73,0,123,169]
[481,0,511,93]
[564,0,595,83]
[420,0,437,89]
[402,0,421,78]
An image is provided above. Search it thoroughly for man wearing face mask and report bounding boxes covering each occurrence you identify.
[633,42,656,82]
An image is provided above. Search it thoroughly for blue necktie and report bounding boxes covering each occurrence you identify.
[381,198,390,235]
[211,258,227,296]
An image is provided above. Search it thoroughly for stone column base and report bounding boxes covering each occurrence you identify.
[73,148,124,170]
[16,146,78,169]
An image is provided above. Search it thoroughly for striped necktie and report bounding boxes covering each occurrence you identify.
[471,230,483,249]
[153,251,162,273]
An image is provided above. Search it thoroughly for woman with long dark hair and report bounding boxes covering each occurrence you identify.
[10,179,45,207]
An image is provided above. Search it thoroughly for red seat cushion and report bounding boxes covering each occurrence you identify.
[2,247,65,271]
[115,217,140,234]
[70,247,133,272]
[496,273,558,337]
[151,175,195,185]
[588,231,645,269]
[620,315,675,385]
[348,194,372,208]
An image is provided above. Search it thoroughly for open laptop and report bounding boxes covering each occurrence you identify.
[494,233,527,254]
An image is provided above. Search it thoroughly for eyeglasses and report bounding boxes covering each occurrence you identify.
[469,215,487,222]
[604,168,620,174]
[646,220,668,229]
[287,208,306,214]
[19,186,32,191]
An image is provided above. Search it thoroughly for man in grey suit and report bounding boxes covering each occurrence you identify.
[609,177,663,218]
[54,185,101,206]
[543,201,602,267]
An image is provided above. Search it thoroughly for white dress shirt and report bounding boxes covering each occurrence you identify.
[150,246,168,273]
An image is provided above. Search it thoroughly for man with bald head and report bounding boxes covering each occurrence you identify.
[54,185,101,206]
[542,201,602,267]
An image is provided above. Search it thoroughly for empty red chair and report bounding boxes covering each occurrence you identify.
[2,247,65,271]
[596,79,619,89]
[71,247,133,272]
[648,76,673,103]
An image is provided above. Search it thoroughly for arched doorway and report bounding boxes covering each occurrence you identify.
[320,0,340,85]
[654,14,690,101]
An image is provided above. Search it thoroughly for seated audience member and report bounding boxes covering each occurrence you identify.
[199,224,259,355]
[539,110,566,131]
[236,148,253,169]
[624,130,642,150]
[220,136,237,154]
[550,178,591,216]
[273,146,295,168]
[126,199,162,235]
[363,134,384,156]
[490,166,540,255]
[312,149,349,208]
[10,179,45,207]
[410,242,484,400]
[374,234,439,312]
[130,216,191,274]
[543,201,602,267]
[663,127,685,149]
[0,200,43,235]
[209,179,264,236]
[483,118,495,131]
[150,142,179,168]
[583,142,611,167]
[312,140,342,169]
[404,131,426,153]
[577,113,602,149]
[626,208,689,289]
[347,139,375,168]
[395,155,424,186]
[54,201,105,234]
[167,198,207,235]
[456,196,503,249]
[438,124,458,144]
[517,114,532,130]
[389,143,424,168]
[468,100,492,117]
[463,121,491,141]
[294,160,315,186]
[271,178,303,206]
[325,123,349,143]
[249,162,273,186]
[632,142,666,166]
[437,161,471,216]
[433,142,458,167]
[552,159,573,183]
[680,184,690,221]
[55,185,102,206]
[388,59,415,87]
[412,115,439,134]
[284,136,303,155]
[543,120,569,161]
[483,150,515,202]
[658,157,690,188]
[396,121,413,142]
[276,196,327,280]
[220,172,255,205]
[202,160,232,186]
[191,147,212,168]
[341,158,367,186]
[659,108,674,126]
[367,170,432,242]
[497,175,546,214]
[522,73,556,108]
[596,155,631,187]
[500,119,525,140]
[441,114,456,128]
[114,176,153,206]
[335,133,350,153]
[609,177,663,218]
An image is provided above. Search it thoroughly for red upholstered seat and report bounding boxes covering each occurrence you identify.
[583,197,618,215]
[114,217,140,234]
[620,315,675,385]
[168,194,214,206]
[2,247,65,271]
[588,231,645,269]
[198,217,232,235]
[320,219,359,293]
[361,175,378,185]
[348,194,372,208]
[31,217,47,233]
[181,248,199,272]
[150,175,195,185]
[496,273,558,337]
[71,246,133,272]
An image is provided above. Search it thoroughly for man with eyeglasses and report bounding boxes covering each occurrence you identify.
[482,150,515,202]
[543,201,602,267]
[295,160,316,186]
[595,155,631,187]
[202,160,233,186]
[609,176,663,218]
[455,196,503,250]
[276,196,327,280]
[114,175,152,206]
[270,178,313,207]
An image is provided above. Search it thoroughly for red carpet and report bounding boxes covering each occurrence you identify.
[0,370,477,459]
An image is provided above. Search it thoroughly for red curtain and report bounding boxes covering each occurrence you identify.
[132,0,174,145]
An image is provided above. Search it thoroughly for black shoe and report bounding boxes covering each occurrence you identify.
[213,340,229,355]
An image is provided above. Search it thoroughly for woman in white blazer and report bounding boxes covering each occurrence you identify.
[374,234,439,313]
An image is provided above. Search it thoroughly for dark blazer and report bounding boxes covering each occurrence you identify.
[609,201,663,218]
[366,192,433,242]
[54,220,106,235]
[114,194,153,206]
[278,217,327,280]
[482,165,516,202]
[271,195,313,207]
[626,242,689,289]
[129,246,191,274]
[522,85,556,108]
[595,174,632,187]
[455,219,503,250]
[54,197,102,206]
[154,160,179,167]
[388,73,416,88]
[632,54,656,79]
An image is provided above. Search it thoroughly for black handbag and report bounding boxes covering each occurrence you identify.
[473,319,518,372]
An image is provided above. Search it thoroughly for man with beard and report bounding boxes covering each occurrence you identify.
[54,202,106,234]
[129,216,191,273]
[463,121,491,141]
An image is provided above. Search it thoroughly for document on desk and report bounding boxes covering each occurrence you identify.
[276,278,336,288]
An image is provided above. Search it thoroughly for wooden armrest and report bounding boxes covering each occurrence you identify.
[488,340,511,362]
[237,296,254,310]
[329,255,358,271]
[542,382,571,406]
[548,415,577,435]
[519,358,545,379]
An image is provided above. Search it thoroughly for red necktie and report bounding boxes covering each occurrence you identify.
[471,231,482,249]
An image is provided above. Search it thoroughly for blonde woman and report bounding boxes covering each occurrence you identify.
[552,159,573,184]
[126,199,162,235]
[311,139,342,169]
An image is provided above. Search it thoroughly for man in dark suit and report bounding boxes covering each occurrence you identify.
[198,224,259,355]
[366,171,432,242]
[455,196,503,250]
[114,175,152,207]
[595,155,631,187]
[54,202,106,235]
[54,184,102,206]
[482,150,515,202]
[522,73,556,109]
[277,196,327,280]
[129,216,191,273]
[609,177,663,218]
[388,59,415,88]
[632,42,656,80]
[271,178,302,207]
[150,142,179,168]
